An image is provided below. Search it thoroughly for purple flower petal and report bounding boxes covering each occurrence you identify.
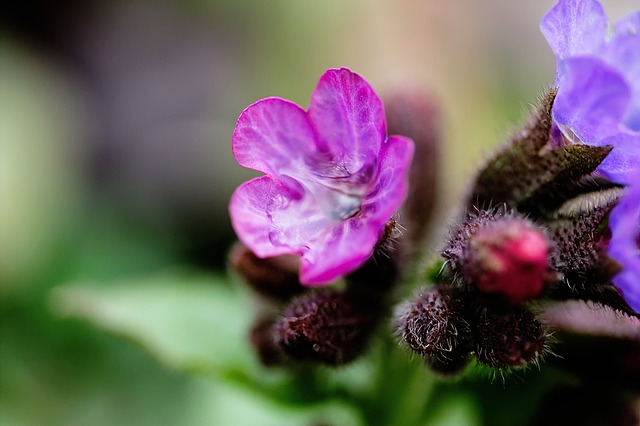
[553,57,631,142]
[608,168,640,313]
[540,1,640,312]
[308,68,386,180]
[232,98,317,178]
[597,132,640,183]
[607,12,640,130]
[614,11,640,35]
[541,0,607,62]
[542,1,640,185]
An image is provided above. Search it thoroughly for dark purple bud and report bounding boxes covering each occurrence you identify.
[395,286,471,376]
[274,290,380,366]
[472,305,547,369]
[347,219,403,297]
[228,242,305,302]
[442,208,498,273]
[248,316,285,367]
[546,187,624,291]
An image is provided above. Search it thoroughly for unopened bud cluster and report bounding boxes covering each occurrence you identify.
[230,221,409,366]
[396,285,548,374]
[396,89,637,375]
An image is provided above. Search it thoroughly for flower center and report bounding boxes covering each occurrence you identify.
[332,192,362,220]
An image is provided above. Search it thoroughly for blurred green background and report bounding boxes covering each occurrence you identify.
[0,1,635,425]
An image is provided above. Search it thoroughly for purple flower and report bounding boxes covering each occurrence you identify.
[542,1,640,312]
[541,0,640,183]
[608,168,640,313]
[229,68,414,285]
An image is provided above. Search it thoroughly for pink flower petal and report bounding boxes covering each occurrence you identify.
[299,217,382,285]
[231,175,358,262]
[229,176,308,258]
[232,97,317,178]
[299,136,414,285]
[308,68,386,180]
[363,135,414,221]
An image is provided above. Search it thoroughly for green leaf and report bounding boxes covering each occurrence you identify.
[185,377,364,426]
[49,271,369,425]
[50,271,254,375]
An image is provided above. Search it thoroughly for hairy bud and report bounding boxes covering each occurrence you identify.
[275,290,380,366]
[467,217,554,301]
[248,317,285,367]
[472,305,547,368]
[395,286,471,376]
[347,219,403,297]
[546,187,624,290]
[468,89,556,211]
[228,242,305,301]
[443,211,557,302]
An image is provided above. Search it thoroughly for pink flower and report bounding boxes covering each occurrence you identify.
[229,68,414,285]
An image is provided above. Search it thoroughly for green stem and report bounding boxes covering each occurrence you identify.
[362,336,436,426]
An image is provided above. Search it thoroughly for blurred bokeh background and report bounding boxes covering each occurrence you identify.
[0,1,636,425]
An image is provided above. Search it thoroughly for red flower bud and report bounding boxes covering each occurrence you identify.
[467,218,552,302]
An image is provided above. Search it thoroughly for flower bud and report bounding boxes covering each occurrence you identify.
[472,305,547,368]
[395,286,471,376]
[274,290,380,366]
[466,217,554,302]
[443,211,556,302]
[248,316,285,367]
[546,187,624,290]
[228,242,305,302]
[347,219,402,297]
